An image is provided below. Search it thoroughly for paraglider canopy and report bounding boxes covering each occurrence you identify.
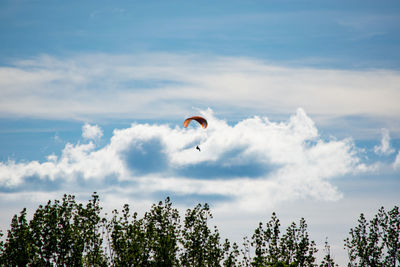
[183,116,208,129]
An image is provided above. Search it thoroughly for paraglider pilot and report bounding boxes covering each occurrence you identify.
[183,116,207,152]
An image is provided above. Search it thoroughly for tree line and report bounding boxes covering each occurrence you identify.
[0,193,398,266]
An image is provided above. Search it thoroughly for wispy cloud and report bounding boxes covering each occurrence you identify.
[0,109,372,211]
[374,128,395,155]
[393,151,400,170]
[1,53,399,124]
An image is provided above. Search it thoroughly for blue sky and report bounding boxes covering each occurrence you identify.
[1,1,400,265]
[2,0,400,68]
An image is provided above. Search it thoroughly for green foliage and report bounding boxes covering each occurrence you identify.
[180,203,224,266]
[0,231,3,260]
[108,204,150,266]
[381,206,400,266]
[223,239,240,267]
[319,238,337,267]
[249,213,317,267]
[0,192,398,267]
[29,195,78,265]
[345,206,400,267]
[2,208,34,266]
[0,193,106,266]
[145,197,180,266]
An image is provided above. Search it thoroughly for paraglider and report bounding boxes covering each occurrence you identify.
[183,116,208,129]
[183,116,207,151]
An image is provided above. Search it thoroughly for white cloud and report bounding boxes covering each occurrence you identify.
[0,53,399,127]
[82,123,103,141]
[393,151,400,170]
[374,128,395,155]
[0,109,397,267]
[0,109,369,210]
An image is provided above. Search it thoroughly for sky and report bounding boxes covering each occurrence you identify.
[1,0,400,265]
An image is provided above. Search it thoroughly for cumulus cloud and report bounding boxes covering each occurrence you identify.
[0,109,370,210]
[82,123,103,141]
[374,128,395,155]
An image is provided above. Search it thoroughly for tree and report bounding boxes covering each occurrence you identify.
[28,194,81,265]
[0,192,108,266]
[223,239,240,267]
[345,206,400,267]
[108,203,150,266]
[319,238,337,267]
[3,192,397,267]
[0,231,4,261]
[180,203,224,266]
[1,208,34,266]
[381,206,400,266]
[76,192,107,266]
[144,197,181,266]
[345,213,378,266]
[249,213,317,267]
[251,212,282,266]
[280,218,317,267]
[293,218,318,266]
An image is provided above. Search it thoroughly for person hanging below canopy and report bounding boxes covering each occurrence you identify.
[183,116,207,151]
